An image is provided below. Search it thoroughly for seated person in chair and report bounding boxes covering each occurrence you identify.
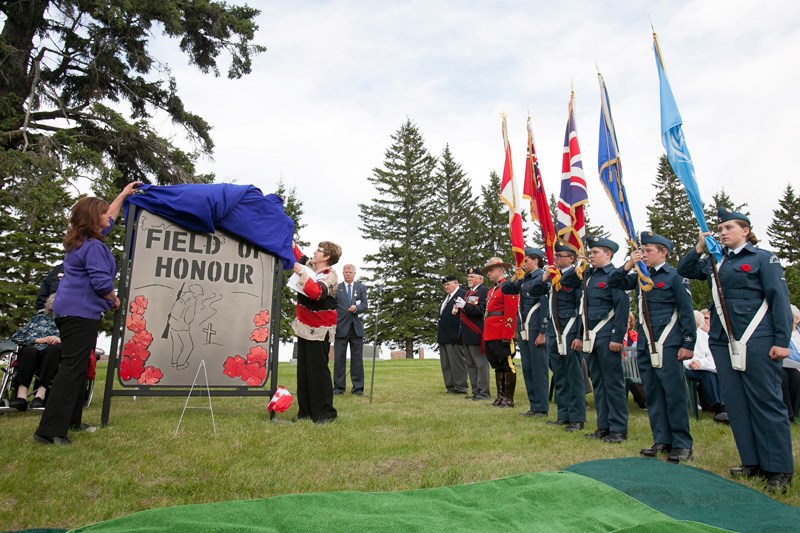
[684,310,728,423]
[9,295,61,411]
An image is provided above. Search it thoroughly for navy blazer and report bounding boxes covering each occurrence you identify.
[678,244,792,347]
[459,285,488,345]
[608,263,696,350]
[438,287,466,344]
[562,263,629,343]
[336,281,368,338]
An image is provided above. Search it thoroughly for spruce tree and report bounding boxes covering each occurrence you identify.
[476,171,512,264]
[359,120,439,358]
[767,184,800,264]
[646,155,698,260]
[431,145,476,277]
[275,181,309,343]
[0,173,72,336]
[704,189,749,223]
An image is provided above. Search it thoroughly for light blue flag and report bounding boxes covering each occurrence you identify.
[654,36,722,261]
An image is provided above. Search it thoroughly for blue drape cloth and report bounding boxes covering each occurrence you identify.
[124,183,296,269]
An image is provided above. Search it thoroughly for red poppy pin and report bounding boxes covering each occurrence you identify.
[562,287,571,292]
[656,282,665,288]
[741,264,752,272]
[598,282,606,288]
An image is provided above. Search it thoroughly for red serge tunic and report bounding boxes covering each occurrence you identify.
[290,246,338,341]
[483,277,519,342]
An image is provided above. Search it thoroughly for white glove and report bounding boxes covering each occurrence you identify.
[454,297,466,309]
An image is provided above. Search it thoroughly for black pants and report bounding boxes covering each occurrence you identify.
[14,344,61,391]
[333,324,365,393]
[36,317,97,438]
[485,340,515,372]
[781,367,800,421]
[296,337,337,422]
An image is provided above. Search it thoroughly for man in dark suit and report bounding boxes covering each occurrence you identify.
[438,274,468,394]
[334,264,369,395]
[459,267,490,399]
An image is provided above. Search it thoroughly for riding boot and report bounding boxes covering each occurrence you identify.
[503,371,516,407]
[492,370,504,406]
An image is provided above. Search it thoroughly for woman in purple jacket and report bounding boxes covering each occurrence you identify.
[34,182,139,445]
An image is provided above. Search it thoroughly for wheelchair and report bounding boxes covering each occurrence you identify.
[0,340,96,412]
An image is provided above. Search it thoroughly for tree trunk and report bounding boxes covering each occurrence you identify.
[405,338,414,359]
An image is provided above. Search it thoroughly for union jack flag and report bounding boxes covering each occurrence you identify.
[557,92,588,255]
[523,116,556,266]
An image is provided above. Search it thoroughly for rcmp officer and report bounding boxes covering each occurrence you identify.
[457,267,491,400]
[562,236,630,443]
[678,208,793,492]
[502,248,550,416]
[544,242,585,432]
[609,232,695,462]
[481,257,519,407]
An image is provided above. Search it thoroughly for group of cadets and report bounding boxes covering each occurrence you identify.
[439,208,794,494]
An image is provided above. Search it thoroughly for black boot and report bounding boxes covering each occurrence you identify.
[502,371,516,407]
[492,371,504,406]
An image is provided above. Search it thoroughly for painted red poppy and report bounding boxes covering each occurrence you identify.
[246,345,268,366]
[242,362,266,386]
[126,313,146,333]
[253,310,271,327]
[656,282,665,288]
[119,355,145,381]
[129,295,149,315]
[741,264,752,272]
[250,327,269,343]
[223,355,246,378]
[130,329,154,348]
[121,340,150,361]
[138,366,163,385]
[598,282,607,288]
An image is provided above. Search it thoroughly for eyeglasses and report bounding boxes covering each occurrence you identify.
[554,253,572,258]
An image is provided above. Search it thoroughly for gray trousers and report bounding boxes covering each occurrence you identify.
[333,327,364,393]
[439,343,468,393]
[461,343,490,398]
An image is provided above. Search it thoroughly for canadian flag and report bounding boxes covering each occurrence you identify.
[267,385,294,413]
[500,114,525,267]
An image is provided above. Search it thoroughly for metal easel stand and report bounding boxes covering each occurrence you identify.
[174,360,217,436]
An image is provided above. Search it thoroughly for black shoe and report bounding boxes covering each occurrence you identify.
[70,423,98,433]
[547,419,568,426]
[313,417,336,425]
[446,389,459,394]
[640,443,672,457]
[9,398,28,411]
[667,448,693,463]
[765,473,792,493]
[332,390,344,395]
[565,422,584,432]
[33,434,71,445]
[521,410,537,417]
[602,432,627,444]
[472,394,490,401]
[713,412,730,424]
[729,465,760,478]
[29,397,46,410]
[465,394,476,400]
[352,390,364,396]
[585,429,610,440]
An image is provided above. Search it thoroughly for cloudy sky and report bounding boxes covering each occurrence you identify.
[161,0,799,273]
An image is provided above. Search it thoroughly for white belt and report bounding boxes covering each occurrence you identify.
[520,302,541,341]
[639,292,677,369]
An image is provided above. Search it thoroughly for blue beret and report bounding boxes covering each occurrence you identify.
[587,235,619,253]
[717,207,750,224]
[640,231,673,252]
[524,247,545,258]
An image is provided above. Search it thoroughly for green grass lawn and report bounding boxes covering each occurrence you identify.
[1,359,798,530]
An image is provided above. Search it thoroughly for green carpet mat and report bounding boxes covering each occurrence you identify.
[74,471,722,532]
[567,458,800,533]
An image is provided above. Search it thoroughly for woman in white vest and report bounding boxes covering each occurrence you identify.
[677,208,793,493]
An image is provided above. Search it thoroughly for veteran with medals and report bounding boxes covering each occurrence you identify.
[458,267,491,400]
[678,208,793,492]
[609,231,695,462]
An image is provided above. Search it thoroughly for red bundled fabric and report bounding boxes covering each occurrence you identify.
[267,386,293,413]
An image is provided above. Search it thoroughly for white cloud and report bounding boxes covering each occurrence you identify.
[156,0,800,271]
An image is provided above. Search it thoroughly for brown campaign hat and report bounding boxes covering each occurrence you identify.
[480,256,512,275]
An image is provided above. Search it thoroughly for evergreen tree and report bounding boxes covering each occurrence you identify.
[704,189,749,223]
[1,1,263,190]
[476,171,512,264]
[359,120,439,358]
[431,145,476,277]
[0,173,72,336]
[646,155,698,260]
[584,208,611,241]
[275,181,309,343]
[767,184,800,264]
